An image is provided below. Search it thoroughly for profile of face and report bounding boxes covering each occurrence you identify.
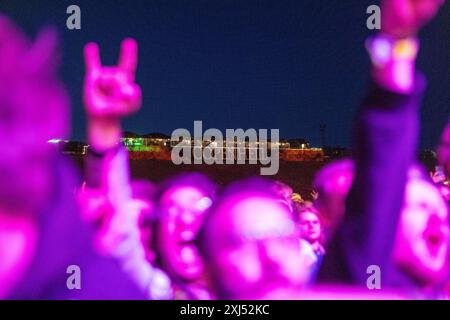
[156,185,212,281]
[298,211,322,244]
[204,192,308,299]
[394,178,450,285]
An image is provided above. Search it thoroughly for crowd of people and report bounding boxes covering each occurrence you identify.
[0,0,449,300]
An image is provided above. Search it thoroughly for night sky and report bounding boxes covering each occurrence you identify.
[1,0,449,148]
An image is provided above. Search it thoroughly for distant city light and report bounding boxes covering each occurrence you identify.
[48,139,68,144]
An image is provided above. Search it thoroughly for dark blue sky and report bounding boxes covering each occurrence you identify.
[1,0,449,148]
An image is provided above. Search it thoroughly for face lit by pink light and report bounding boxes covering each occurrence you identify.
[204,193,308,299]
[298,211,322,244]
[157,186,212,281]
[394,178,450,284]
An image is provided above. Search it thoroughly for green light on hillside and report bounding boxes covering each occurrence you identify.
[124,138,143,147]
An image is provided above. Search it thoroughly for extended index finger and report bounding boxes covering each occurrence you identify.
[84,42,102,72]
[118,38,138,78]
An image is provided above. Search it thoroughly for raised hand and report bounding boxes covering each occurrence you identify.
[84,38,141,119]
[382,0,446,38]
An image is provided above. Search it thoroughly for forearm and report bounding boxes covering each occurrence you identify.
[84,116,132,220]
[82,135,134,256]
[87,118,122,153]
[336,35,425,286]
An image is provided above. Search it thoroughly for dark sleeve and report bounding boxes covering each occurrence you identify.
[318,75,426,286]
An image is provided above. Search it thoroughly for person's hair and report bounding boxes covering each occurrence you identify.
[154,172,217,214]
[297,202,320,218]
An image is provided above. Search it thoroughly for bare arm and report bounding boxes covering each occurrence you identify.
[80,38,142,252]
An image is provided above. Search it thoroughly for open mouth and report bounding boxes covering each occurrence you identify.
[424,231,444,253]
[180,230,196,243]
[176,243,203,277]
[177,231,201,265]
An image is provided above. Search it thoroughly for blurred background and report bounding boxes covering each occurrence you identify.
[1,0,449,149]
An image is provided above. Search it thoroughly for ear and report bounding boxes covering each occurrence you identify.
[26,27,60,76]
